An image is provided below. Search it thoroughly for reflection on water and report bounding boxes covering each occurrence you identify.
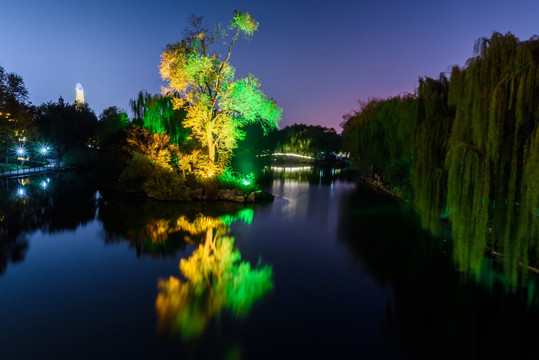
[339,184,539,359]
[155,210,273,341]
[97,193,256,257]
[1,167,538,358]
[0,172,96,275]
[262,165,351,186]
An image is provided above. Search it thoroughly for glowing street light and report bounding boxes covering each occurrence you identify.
[16,145,26,157]
[14,145,27,174]
[35,143,50,171]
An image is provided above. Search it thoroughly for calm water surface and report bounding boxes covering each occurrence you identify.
[0,169,538,359]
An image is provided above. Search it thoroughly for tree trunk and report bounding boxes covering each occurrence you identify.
[208,135,215,165]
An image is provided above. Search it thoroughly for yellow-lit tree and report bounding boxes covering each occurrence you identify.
[160,11,282,176]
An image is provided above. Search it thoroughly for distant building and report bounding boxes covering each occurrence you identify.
[75,83,84,105]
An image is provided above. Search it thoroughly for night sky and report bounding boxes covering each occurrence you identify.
[1,0,538,131]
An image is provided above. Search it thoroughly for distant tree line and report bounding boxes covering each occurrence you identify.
[341,32,539,284]
[272,124,341,158]
[0,11,340,202]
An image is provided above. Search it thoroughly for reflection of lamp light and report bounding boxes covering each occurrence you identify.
[41,181,48,189]
[17,188,25,197]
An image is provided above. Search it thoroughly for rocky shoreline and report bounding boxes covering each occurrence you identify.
[187,188,273,203]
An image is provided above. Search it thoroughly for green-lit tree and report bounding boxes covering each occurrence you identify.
[447,33,539,279]
[159,11,282,176]
[413,75,454,235]
[130,91,189,145]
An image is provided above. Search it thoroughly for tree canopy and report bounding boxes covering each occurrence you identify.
[130,91,189,145]
[0,65,34,162]
[159,11,282,176]
[35,97,98,165]
[341,32,539,285]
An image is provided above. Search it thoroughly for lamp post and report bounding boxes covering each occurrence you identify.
[39,145,49,171]
[15,146,26,174]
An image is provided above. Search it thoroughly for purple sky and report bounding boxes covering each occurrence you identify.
[1,0,538,132]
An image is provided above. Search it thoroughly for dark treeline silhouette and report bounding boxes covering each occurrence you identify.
[341,32,539,284]
[35,98,98,165]
[1,65,101,169]
[0,65,34,164]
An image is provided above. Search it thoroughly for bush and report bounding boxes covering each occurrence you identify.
[118,153,152,192]
[144,167,190,201]
[217,168,257,193]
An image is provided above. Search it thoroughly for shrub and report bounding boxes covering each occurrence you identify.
[144,167,190,201]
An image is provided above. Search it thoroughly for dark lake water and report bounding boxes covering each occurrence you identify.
[1,168,538,359]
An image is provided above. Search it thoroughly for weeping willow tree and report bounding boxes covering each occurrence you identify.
[447,32,539,281]
[342,32,538,285]
[413,75,454,235]
[342,95,417,190]
[130,91,189,145]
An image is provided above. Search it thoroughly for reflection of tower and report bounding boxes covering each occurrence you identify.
[75,83,84,105]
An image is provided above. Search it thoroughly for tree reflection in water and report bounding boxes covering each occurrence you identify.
[155,209,273,341]
[0,172,96,275]
[339,184,539,359]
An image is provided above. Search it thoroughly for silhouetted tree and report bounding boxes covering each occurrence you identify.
[0,65,35,163]
[97,106,129,145]
[35,98,98,166]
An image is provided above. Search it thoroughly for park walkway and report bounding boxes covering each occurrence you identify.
[0,160,61,178]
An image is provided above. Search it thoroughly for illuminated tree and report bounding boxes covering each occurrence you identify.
[447,33,539,279]
[341,33,539,285]
[413,75,454,236]
[130,91,189,145]
[160,11,282,176]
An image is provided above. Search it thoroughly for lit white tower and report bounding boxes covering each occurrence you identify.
[75,83,85,105]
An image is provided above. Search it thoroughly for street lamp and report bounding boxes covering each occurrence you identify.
[36,144,50,171]
[14,145,26,174]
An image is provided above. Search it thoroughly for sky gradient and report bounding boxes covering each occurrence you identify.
[1,0,538,131]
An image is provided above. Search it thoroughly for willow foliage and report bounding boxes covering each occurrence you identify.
[342,32,539,284]
[342,95,417,182]
[130,91,189,145]
[448,32,539,281]
[413,75,454,235]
